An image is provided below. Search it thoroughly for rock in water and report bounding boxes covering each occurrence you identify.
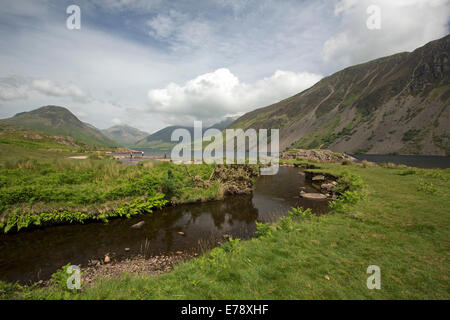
[300,193,328,200]
[131,221,145,229]
[321,183,335,191]
[104,254,110,264]
[312,175,326,182]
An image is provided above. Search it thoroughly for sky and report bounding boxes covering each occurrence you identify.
[0,0,449,134]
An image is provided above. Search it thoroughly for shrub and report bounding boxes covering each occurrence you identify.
[50,263,80,292]
[255,221,272,238]
[288,207,312,219]
[333,171,364,194]
[277,216,294,232]
[221,237,241,253]
[329,190,366,214]
[417,180,437,194]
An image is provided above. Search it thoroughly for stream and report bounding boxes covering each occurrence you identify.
[0,166,329,284]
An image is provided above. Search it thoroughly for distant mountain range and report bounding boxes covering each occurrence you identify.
[230,34,450,155]
[133,117,236,150]
[0,106,237,150]
[0,106,117,147]
[102,124,149,147]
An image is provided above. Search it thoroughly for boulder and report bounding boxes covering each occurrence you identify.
[299,193,328,200]
[321,183,335,191]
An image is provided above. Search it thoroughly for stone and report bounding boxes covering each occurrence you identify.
[312,175,326,181]
[104,254,110,264]
[177,231,185,236]
[176,251,183,255]
[131,221,145,229]
[124,248,130,252]
[321,183,335,191]
[300,193,328,200]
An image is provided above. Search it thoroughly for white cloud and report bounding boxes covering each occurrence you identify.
[0,76,29,101]
[0,77,89,103]
[111,118,122,125]
[31,79,89,103]
[323,0,450,67]
[147,68,322,125]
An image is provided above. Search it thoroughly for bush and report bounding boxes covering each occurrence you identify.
[329,190,366,214]
[277,216,294,232]
[288,207,312,219]
[417,180,437,194]
[333,171,364,194]
[50,263,80,292]
[255,221,272,238]
[221,237,241,253]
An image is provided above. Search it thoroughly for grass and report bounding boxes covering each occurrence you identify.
[3,160,449,299]
[0,125,249,233]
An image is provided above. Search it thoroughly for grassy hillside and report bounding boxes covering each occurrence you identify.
[3,161,448,299]
[0,106,118,147]
[231,35,450,155]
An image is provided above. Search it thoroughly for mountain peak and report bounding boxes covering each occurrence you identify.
[1,106,117,147]
[230,34,450,155]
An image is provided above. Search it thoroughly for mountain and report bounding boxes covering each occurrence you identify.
[209,117,236,131]
[134,117,237,149]
[102,124,149,147]
[230,35,450,155]
[0,106,118,147]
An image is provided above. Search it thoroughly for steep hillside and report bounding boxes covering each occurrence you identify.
[0,106,118,147]
[230,35,450,155]
[102,124,149,147]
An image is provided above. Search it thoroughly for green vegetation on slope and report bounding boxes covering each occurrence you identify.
[0,106,118,147]
[4,161,449,299]
[230,35,450,155]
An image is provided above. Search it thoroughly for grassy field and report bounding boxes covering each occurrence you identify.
[2,159,449,299]
[0,125,239,233]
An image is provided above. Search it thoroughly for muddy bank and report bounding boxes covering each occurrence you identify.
[81,253,193,287]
